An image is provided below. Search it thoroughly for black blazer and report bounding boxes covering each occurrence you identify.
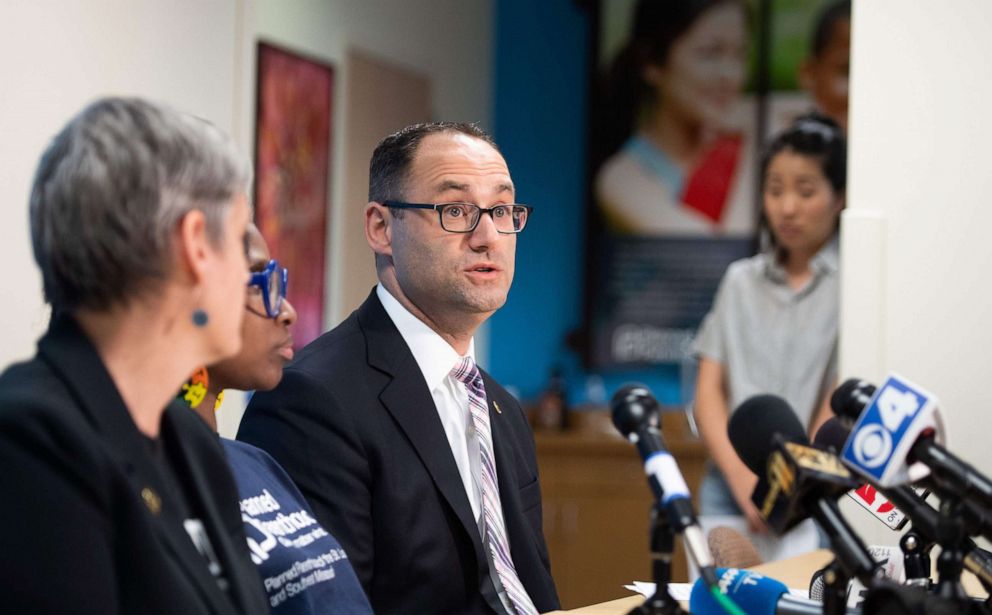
[0,315,269,615]
[238,290,559,614]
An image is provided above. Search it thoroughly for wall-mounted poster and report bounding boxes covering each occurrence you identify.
[255,41,334,348]
[584,0,849,370]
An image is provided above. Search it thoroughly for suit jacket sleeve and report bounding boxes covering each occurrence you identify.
[238,366,376,591]
[0,403,118,614]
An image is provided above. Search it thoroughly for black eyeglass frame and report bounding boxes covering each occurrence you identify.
[383,200,534,234]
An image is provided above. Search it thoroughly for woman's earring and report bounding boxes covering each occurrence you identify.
[192,309,209,327]
[179,367,210,409]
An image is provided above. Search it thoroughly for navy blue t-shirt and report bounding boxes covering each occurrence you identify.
[222,439,372,614]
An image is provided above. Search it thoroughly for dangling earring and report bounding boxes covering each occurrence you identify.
[178,366,210,409]
[192,309,209,327]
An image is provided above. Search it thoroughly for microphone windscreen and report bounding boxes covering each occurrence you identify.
[689,568,788,615]
[830,378,876,421]
[813,417,850,452]
[707,526,762,569]
[609,383,657,438]
[728,395,807,475]
[808,566,826,602]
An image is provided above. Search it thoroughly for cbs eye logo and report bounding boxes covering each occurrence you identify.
[852,423,893,468]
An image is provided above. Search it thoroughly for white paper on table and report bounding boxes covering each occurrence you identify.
[624,581,809,600]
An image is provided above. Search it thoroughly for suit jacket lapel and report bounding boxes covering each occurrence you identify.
[483,369,555,607]
[482,372,526,538]
[37,316,236,614]
[357,292,487,566]
[160,405,264,614]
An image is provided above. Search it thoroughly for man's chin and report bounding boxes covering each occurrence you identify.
[461,293,507,315]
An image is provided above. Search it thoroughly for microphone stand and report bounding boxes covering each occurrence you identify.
[934,497,970,605]
[899,530,933,587]
[629,503,687,615]
[819,559,852,615]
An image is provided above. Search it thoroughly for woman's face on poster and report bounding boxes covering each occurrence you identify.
[645,2,748,130]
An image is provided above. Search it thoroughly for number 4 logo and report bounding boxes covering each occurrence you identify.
[876,386,921,432]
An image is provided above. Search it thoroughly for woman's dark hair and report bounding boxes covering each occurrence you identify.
[760,113,846,194]
[810,0,851,58]
[593,0,746,168]
[759,113,847,253]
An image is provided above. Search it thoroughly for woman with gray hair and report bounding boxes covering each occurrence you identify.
[0,98,269,614]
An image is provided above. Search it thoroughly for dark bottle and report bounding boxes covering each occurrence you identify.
[535,366,569,431]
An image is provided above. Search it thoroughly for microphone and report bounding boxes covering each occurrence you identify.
[814,418,910,531]
[729,395,880,586]
[829,379,876,428]
[689,567,858,615]
[834,375,992,515]
[707,527,762,570]
[817,416,992,588]
[610,384,717,585]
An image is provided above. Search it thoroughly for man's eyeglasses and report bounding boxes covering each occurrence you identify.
[247,259,288,319]
[384,201,533,234]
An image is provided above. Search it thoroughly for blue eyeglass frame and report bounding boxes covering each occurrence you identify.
[248,259,288,319]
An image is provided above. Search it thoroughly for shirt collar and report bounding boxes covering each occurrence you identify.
[376,283,475,391]
[762,236,839,283]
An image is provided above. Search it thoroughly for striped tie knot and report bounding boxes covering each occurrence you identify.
[451,356,482,388]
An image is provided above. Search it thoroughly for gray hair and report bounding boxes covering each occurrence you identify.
[30,97,252,312]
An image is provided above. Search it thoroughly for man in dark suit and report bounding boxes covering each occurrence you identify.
[238,122,559,614]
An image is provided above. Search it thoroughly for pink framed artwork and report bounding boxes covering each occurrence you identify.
[254,41,334,348]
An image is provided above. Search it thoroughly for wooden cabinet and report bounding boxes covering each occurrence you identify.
[535,412,706,610]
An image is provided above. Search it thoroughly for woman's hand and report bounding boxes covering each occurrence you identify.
[727,471,767,534]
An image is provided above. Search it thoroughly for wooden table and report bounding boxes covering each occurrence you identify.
[550,548,989,613]
[547,549,834,614]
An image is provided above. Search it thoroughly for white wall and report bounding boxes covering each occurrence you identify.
[0,0,241,368]
[0,1,493,435]
[840,0,992,545]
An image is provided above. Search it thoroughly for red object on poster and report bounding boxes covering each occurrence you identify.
[255,42,334,349]
[680,135,742,225]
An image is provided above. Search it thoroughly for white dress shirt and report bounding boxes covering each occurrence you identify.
[376,284,483,519]
[376,284,516,612]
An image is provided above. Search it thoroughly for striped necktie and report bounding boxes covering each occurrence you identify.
[451,356,539,615]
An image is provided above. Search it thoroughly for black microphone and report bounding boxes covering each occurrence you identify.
[610,384,717,585]
[729,395,880,586]
[815,418,913,532]
[816,417,938,536]
[832,377,992,524]
[829,379,876,428]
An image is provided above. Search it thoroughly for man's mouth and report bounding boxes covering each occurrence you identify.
[467,263,499,274]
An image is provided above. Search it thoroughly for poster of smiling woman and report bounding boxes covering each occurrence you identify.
[583,0,849,371]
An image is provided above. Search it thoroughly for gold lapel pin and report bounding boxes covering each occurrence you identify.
[141,487,162,515]
[493,401,502,414]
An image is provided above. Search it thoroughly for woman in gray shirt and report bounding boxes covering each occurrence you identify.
[693,115,846,542]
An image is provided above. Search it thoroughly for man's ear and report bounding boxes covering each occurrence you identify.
[177,209,210,285]
[365,201,394,257]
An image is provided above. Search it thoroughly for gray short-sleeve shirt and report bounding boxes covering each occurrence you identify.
[693,240,839,428]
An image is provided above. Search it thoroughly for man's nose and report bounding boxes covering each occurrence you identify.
[468,209,501,247]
